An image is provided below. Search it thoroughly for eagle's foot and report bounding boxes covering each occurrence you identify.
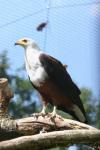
[55,114,63,121]
[51,112,56,118]
[31,112,47,119]
[40,109,47,117]
[31,104,47,118]
[49,113,57,123]
[40,112,47,117]
[49,106,63,122]
[31,113,40,119]
[49,108,57,122]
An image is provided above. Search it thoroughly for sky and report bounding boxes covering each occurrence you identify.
[0,0,100,97]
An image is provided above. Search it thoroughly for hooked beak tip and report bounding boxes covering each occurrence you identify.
[14,42,18,46]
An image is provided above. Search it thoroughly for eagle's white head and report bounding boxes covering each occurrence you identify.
[15,38,40,50]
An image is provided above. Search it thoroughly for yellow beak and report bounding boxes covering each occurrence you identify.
[15,40,24,46]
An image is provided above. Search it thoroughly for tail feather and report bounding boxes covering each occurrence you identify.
[58,97,88,123]
[71,97,88,123]
[60,106,88,123]
[72,104,87,123]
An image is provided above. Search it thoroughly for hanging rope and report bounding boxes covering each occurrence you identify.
[43,0,51,50]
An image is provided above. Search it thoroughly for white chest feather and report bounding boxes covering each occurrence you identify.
[25,47,48,87]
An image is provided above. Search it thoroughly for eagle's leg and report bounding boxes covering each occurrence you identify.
[51,106,57,117]
[49,106,57,122]
[50,106,62,120]
[40,103,47,115]
[32,103,47,118]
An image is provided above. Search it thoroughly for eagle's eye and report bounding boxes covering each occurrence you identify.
[23,39,27,43]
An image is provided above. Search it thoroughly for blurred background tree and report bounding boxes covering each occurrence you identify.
[0,50,99,149]
[0,50,38,118]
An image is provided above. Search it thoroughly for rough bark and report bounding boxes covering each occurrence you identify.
[0,130,100,150]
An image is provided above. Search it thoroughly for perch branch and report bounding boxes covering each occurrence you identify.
[0,129,100,150]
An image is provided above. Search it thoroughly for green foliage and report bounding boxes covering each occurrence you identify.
[95,101,100,128]
[80,88,96,125]
[0,50,10,79]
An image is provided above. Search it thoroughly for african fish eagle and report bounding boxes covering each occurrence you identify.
[15,38,87,123]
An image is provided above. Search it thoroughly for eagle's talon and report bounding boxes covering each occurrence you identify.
[41,113,47,117]
[57,115,63,120]
[53,114,62,119]
[31,112,47,118]
[31,113,39,119]
[49,106,58,122]
[49,114,56,123]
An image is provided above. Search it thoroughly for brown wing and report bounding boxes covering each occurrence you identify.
[39,53,81,99]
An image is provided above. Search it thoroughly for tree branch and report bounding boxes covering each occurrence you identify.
[0,130,100,150]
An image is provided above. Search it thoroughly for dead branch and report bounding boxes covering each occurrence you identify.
[16,114,98,135]
[0,130,100,150]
